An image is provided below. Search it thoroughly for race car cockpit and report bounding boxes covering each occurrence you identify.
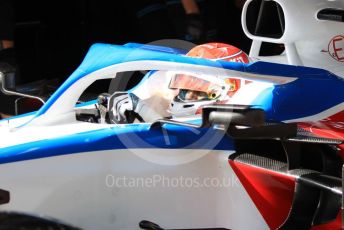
[76,42,251,125]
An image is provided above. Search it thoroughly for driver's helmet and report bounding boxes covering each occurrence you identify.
[168,42,250,117]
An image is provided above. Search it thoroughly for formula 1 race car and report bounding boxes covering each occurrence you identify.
[0,0,343,229]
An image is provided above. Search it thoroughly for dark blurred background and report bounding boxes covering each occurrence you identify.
[0,0,252,116]
[13,0,251,84]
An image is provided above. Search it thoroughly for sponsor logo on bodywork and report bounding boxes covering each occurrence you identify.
[323,35,344,62]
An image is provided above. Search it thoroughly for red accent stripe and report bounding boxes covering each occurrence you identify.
[311,210,341,230]
[229,160,295,229]
[298,110,344,140]
[298,110,344,158]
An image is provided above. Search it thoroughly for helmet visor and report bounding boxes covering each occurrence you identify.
[169,74,223,102]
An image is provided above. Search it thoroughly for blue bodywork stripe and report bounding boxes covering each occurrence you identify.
[0,123,233,164]
[252,71,344,121]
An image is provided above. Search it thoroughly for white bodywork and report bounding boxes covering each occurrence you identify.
[0,60,278,229]
[0,148,268,230]
[243,0,344,78]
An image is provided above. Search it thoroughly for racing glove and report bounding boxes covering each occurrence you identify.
[110,92,163,124]
[110,92,137,124]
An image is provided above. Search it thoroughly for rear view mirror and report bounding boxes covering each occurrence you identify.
[0,62,46,115]
[151,104,297,140]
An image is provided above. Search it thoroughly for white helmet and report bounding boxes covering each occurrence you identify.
[168,42,250,117]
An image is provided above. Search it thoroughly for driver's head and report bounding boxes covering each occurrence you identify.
[169,42,250,117]
[182,90,208,101]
